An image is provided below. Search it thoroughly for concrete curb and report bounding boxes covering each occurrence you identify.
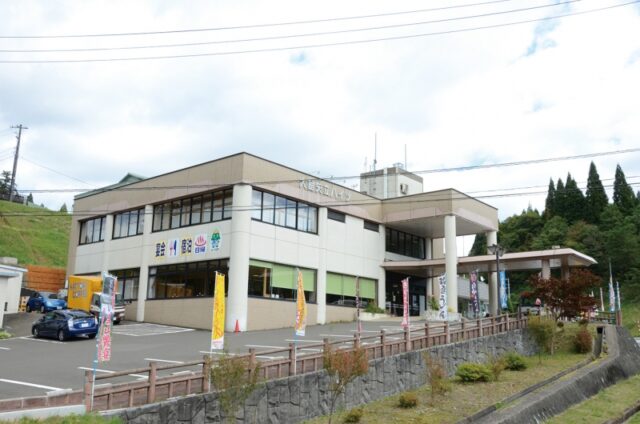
[474,326,640,424]
[602,400,640,424]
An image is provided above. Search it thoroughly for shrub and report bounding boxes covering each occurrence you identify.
[324,346,369,424]
[487,355,506,381]
[574,328,593,353]
[364,303,384,314]
[455,363,492,383]
[429,296,439,311]
[556,321,564,329]
[0,331,10,340]
[423,353,451,403]
[210,353,261,421]
[343,407,364,423]
[578,318,589,327]
[398,392,418,408]
[503,352,527,371]
[528,316,556,360]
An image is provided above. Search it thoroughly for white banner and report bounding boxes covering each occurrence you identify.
[438,274,447,320]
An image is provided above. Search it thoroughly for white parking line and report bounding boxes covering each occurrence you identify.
[200,351,238,356]
[256,355,284,360]
[300,348,321,352]
[77,367,147,380]
[245,344,285,349]
[18,336,63,345]
[285,339,323,343]
[0,378,63,391]
[319,334,354,338]
[144,358,184,364]
[0,347,10,351]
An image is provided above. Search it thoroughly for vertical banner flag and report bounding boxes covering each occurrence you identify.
[295,270,307,337]
[438,274,447,321]
[600,287,605,312]
[470,270,480,318]
[609,275,616,313]
[499,271,508,310]
[97,273,116,363]
[211,272,226,350]
[616,281,621,312]
[401,277,410,328]
[355,277,362,334]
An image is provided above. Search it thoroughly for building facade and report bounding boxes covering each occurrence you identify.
[67,153,500,331]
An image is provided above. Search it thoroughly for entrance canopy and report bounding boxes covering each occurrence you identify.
[381,248,597,277]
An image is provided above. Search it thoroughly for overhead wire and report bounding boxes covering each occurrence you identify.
[0,0,582,54]
[0,0,637,63]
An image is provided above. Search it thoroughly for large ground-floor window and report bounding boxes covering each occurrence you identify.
[326,273,376,307]
[109,268,140,301]
[248,260,316,303]
[148,259,229,300]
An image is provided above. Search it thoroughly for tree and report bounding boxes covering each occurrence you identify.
[26,193,34,204]
[531,216,568,250]
[209,353,261,423]
[529,268,600,322]
[554,178,566,219]
[613,164,637,215]
[469,233,487,256]
[0,170,12,196]
[585,162,608,224]
[498,207,544,253]
[323,345,368,424]
[59,203,68,213]
[543,179,556,219]
[563,173,586,223]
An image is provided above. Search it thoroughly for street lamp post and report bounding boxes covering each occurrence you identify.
[488,243,505,315]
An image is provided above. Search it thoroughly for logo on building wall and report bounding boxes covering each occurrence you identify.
[154,241,166,259]
[210,230,221,251]
[194,234,208,254]
[168,239,179,257]
[299,179,352,201]
[180,237,193,256]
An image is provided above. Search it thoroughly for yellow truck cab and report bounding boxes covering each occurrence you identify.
[68,275,126,324]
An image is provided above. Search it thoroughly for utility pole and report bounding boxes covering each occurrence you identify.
[9,124,27,202]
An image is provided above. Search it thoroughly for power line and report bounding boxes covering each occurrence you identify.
[20,156,95,187]
[0,0,581,54]
[12,146,640,194]
[0,0,636,63]
[0,0,526,39]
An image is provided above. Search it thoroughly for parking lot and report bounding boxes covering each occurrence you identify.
[0,312,429,400]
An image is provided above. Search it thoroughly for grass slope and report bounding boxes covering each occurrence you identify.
[0,200,70,267]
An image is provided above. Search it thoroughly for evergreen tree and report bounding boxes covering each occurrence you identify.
[613,164,637,215]
[469,232,488,256]
[585,162,608,224]
[563,173,586,223]
[554,178,566,220]
[0,170,11,196]
[27,193,34,204]
[59,203,68,213]
[531,216,568,250]
[543,179,556,219]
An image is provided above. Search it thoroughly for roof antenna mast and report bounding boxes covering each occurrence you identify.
[373,133,378,171]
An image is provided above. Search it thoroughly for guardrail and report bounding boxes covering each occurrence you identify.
[82,313,528,412]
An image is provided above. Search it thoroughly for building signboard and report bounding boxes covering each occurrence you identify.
[299,179,352,201]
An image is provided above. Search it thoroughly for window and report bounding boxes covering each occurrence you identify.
[251,189,318,234]
[110,268,140,301]
[385,228,425,259]
[113,209,144,239]
[147,259,229,299]
[79,216,106,245]
[248,260,316,303]
[364,220,379,232]
[326,273,376,307]
[328,210,346,223]
[151,188,233,232]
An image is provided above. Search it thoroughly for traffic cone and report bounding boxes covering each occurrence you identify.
[234,319,240,333]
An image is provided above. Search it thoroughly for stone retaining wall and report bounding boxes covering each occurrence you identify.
[104,329,537,423]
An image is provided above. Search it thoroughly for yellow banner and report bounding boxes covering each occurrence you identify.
[295,270,307,336]
[211,272,225,350]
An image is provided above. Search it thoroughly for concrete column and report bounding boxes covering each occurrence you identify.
[377,224,386,311]
[227,184,252,332]
[487,230,498,316]
[316,208,328,324]
[136,205,154,322]
[541,259,551,279]
[100,214,114,275]
[561,257,570,281]
[425,238,432,260]
[444,215,458,313]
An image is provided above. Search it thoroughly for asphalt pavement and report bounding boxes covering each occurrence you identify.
[0,312,435,400]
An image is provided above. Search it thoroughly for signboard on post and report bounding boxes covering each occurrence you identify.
[401,277,409,328]
[211,272,225,351]
[294,270,307,337]
[438,274,447,321]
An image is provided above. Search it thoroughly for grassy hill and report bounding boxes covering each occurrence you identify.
[0,200,71,267]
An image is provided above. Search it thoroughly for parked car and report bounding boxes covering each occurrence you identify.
[31,309,98,341]
[25,291,67,313]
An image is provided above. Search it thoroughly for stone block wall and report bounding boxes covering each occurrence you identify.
[105,329,537,424]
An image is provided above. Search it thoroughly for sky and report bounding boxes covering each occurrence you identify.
[0,0,639,230]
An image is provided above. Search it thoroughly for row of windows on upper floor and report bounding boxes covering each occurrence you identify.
[77,187,425,259]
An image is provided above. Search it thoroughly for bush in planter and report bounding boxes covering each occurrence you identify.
[503,351,527,371]
[455,363,492,382]
[364,303,385,314]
